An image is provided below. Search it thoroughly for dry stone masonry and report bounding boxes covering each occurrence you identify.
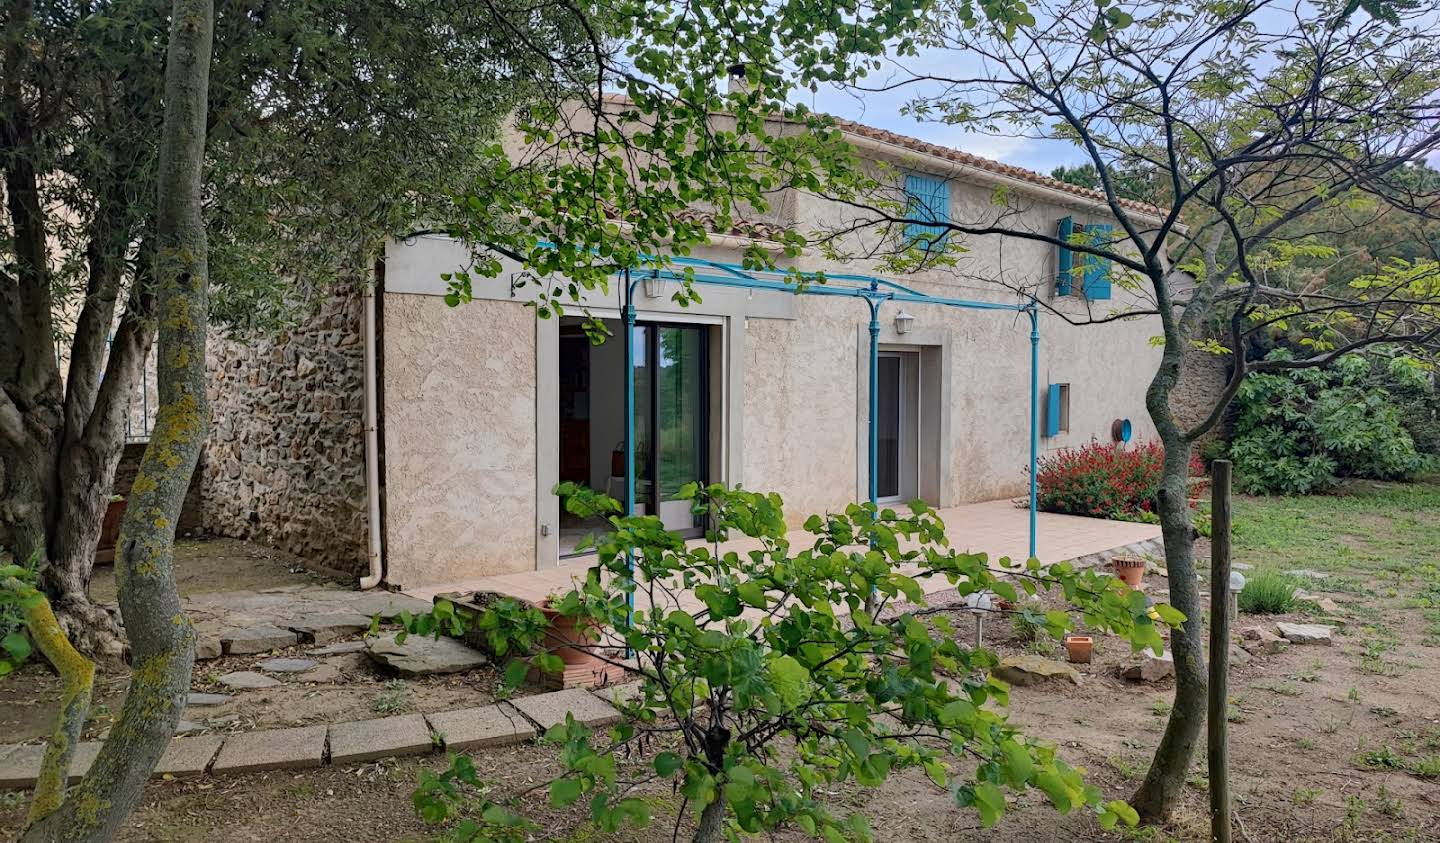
[202,286,369,575]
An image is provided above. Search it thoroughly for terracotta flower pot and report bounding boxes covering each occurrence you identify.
[1063,634,1094,664]
[95,498,127,564]
[1111,554,1146,589]
[538,603,626,689]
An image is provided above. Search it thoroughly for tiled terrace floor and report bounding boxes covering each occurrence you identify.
[403,499,1162,612]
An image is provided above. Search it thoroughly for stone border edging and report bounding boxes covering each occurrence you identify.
[0,686,627,791]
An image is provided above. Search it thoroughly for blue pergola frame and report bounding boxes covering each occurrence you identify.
[614,253,1042,575]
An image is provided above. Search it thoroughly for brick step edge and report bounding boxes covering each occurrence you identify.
[0,688,622,791]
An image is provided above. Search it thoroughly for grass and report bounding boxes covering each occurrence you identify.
[1233,481,1440,583]
[1238,569,1301,614]
[372,679,412,714]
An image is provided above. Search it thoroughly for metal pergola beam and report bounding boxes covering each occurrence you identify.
[610,252,1042,576]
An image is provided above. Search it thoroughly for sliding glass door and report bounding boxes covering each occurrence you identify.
[641,324,708,533]
[876,350,920,502]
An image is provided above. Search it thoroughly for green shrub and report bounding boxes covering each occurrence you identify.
[1230,352,1428,495]
[406,484,1173,841]
[1238,570,1300,615]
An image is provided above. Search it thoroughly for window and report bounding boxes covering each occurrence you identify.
[1055,217,1113,300]
[1045,383,1071,437]
[904,174,950,249]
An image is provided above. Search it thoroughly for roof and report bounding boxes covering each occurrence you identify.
[593,93,1165,219]
[826,115,1164,217]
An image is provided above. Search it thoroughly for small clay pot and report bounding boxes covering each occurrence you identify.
[1063,634,1094,664]
[1111,554,1146,589]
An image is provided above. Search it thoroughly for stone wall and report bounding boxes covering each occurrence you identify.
[1170,344,1234,449]
[112,441,204,532]
[202,287,369,576]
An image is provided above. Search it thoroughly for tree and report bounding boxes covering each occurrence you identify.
[409,485,1165,842]
[0,0,588,658]
[19,0,209,835]
[793,0,1440,821]
[414,0,1435,827]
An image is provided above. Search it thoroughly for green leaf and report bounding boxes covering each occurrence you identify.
[972,781,1007,827]
[767,654,810,709]
[654,751,684,777]
[1100,799,1140,829]
[1152,603,1186,626]
[503,659,529,689]
[550,777,584,807]
[1,632,30,662]
[737,581,767,609]
[999,740,1033,787]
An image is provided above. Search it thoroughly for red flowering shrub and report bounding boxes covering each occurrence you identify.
[1035,440,1204,520]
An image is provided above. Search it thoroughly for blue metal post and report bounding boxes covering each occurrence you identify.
[867,291,881,508]
[623,271,637,630]
[1028,306,1039,560]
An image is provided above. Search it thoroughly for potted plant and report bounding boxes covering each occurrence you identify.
[1110,553,1146,589]
[538,596,626,689]
[1063,634,1094,664]
[95,494,127,564]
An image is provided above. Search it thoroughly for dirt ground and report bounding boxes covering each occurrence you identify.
[3,482,1438,842]
[3,538,506,744]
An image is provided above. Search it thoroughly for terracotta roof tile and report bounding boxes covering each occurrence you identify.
[826,115,1164,216]
[595,92,1165,219]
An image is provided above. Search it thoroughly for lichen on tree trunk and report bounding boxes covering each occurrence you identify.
[17,0,213,835]
[2,576,96,830]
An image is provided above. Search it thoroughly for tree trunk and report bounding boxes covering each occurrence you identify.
[18,0,213,835]
[41,436,131,661]
[1132,383,1207,821]
[692,795,726,843]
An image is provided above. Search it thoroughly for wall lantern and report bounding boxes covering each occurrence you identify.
[893,309,915,335]
[643,271,668,299]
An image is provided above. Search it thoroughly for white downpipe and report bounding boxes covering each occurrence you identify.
[360,277,384,590]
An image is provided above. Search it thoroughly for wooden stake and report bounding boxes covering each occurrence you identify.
[1208,460,1233,843]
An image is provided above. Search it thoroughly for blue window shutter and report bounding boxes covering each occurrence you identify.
[1055,216,1074,295]
[1083,223,1113,300]
[904,174,950,248]
[1045,384,1062,437]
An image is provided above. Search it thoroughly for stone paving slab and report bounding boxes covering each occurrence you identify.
[0,742,102,788]
[287,611,372,644]
[211,726,327,774]
[222,624,299,654]
[329,715,434,764]
[155,736,224,778]
[426,705,536,752]
[507,688,621,732]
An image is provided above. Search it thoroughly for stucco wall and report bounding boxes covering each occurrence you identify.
[203,287,368,575]
[381,294,537,588]
[378,163,1169,586]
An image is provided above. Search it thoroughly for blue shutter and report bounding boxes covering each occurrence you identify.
[904,174,950,248]
[1055,216,1074,296]
[1045,384,1062,437]
[1083,223,1113,300]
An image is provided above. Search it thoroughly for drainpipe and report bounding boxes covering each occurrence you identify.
[360,267,384,590]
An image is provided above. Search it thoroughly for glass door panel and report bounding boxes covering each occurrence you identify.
[654,325,707,532]
[876,351,919,503]
[876,354,902,499]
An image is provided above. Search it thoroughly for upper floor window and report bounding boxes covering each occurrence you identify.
[1055,216,1113,300]
[904,174,950,250]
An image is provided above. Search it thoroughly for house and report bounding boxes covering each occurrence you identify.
[199,110,1180,592]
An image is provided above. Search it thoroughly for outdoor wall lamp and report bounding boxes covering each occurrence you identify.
[643,272,668,299]
[893,309,915,335]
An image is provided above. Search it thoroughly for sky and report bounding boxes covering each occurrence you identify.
[793,8,1440,174]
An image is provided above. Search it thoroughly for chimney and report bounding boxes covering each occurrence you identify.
[726,62,750,95]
